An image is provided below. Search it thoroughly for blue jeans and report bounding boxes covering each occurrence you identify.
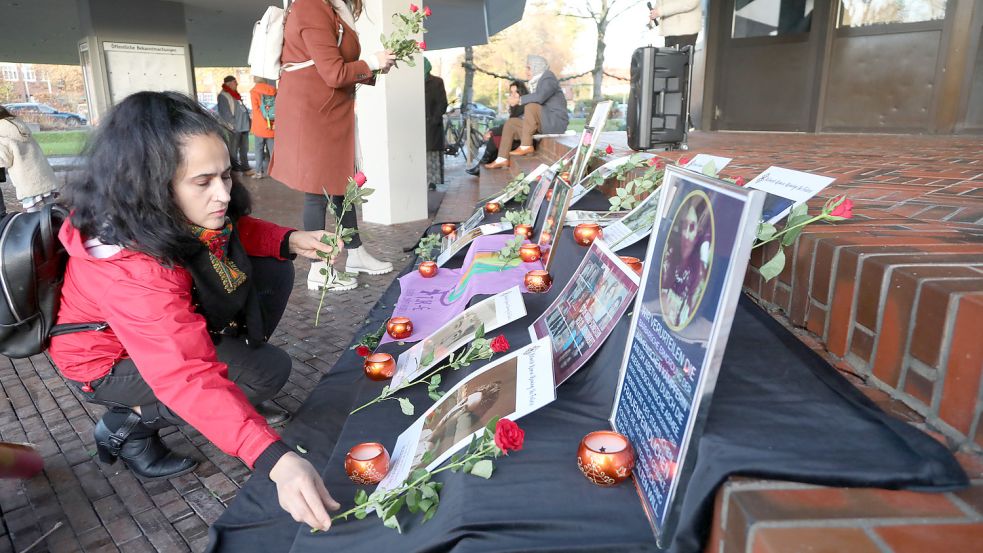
[254,137,274,175]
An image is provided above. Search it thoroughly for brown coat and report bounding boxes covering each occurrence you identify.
[270,0,374,196]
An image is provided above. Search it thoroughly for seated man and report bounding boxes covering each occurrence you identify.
[485,55,569,169]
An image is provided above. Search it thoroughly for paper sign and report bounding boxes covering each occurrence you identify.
[744,166,836,224]
[683,154,731,176]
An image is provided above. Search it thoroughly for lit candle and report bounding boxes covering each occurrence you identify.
[573,223,602,246]
[484,201,502,214]
[440,222,457,236]
[577,431,635,486]
[345,442,390,485]
[386,317,413,340]
[524,270,553,293]
[514,224,533,240]
[418,260,438,278]
[519,243,542,263]
[363,353,395,381]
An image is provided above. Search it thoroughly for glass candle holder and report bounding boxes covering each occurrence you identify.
[519,243,542,263]
[440,222,457,236]
[386,317,413,340]
[345,442,390,485]
[524,270,553,293]
[514,224,533,240]
[418,260,438,278]
[484,201,502,214]
[618,256,643,276]
[577,431,635,487]
[573,223,603,247]
[363,353,396,381]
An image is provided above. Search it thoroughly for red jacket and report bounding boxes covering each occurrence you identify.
[49,216,292,468]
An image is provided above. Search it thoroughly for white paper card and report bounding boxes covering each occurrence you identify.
[437,222,513,267]
[684,154,731,176]
[744,166,836,224]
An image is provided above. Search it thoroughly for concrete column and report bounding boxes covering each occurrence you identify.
[76,0,193,123]
[355,0,429,225]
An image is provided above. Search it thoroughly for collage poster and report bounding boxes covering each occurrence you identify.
[611,166,763,546]
[378,339,556,493]
[529,240,640,385]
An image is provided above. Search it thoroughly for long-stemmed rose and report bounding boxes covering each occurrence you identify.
[380,5,431,71]
[608,155,667,211]
[350,327,509,416]
[754,195,854,281]
[351,321,387,358]
[326,417,524,532]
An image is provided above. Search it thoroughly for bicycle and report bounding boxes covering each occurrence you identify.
[443,110,495,164]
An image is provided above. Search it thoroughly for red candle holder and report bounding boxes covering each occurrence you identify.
[618,256,643,276]
[418,260,438,278]
[345,442,390,485]
[514,224,533,240]
[363,353,396,381]
[519,243,542,263]
[484,201,502,214]
[577,431,635,487]
[440,223,457,236]
[573,223,602,247]
[524,270,553,293]
[386,317,413,340]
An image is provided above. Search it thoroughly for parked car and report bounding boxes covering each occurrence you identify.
[2,102,88,129]
[447,102,498,118]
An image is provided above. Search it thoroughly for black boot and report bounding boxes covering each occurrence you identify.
[465,165,480,176]
[94,412,197,480]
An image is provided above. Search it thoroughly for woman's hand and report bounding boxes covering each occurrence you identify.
[650,7,660,19]
[270,452,340,531]
[375,50,397,74]
[289,230,343,261]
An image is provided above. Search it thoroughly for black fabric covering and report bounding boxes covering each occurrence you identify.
[207,189,966,553]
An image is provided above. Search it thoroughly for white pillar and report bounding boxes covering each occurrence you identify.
[355,0,429,225]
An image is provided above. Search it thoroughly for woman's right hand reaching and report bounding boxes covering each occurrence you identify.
[269,452,340,531]
[374,50,397,73]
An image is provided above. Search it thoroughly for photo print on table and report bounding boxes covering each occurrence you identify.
[437,222,513,267]
[529,239,640,385]
[603,187,663,252]
[744,166,835,225]
[569,153,656,207]
[534,179,573,271]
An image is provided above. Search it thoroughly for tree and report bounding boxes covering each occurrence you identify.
[559,0,641,103]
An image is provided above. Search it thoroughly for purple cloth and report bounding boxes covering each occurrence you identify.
[380,235,543,344]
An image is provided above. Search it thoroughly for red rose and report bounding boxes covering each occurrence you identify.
[409,3,419,12]
[352,171,367,187]
[418,41,427,50]
[604,144,614,155]
[734,176,746,186]
[490,335,509,353]
[494,418,524,454]
[829,196,854,219]
[423,6,432,16]
[355,345,371,357]
[678,156,691,166]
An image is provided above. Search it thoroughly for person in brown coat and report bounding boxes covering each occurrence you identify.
[270,0,396,291]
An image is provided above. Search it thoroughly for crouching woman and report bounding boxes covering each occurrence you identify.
[49,91,341,531]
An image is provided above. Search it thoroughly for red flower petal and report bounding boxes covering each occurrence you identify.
[423,6,432,16]
[494,418,524,453]
[409,3,419,12]
[352,171,367,187]
[678,156,691,166]
[418,41,427,50]
[355,345,371,357]
[490,335,509,353]
[604,144,614,155]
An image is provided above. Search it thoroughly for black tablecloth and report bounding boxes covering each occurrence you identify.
[207,191,966,553]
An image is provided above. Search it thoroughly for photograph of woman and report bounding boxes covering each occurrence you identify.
[659,191,714,330]
[271,0,397,292]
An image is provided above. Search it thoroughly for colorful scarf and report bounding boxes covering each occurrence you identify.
[189,220,247,293]
[221,84,242,101]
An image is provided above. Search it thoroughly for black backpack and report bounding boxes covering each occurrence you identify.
[0,204,105,359]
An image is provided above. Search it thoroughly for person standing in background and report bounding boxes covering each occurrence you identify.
[271,0,396,292]
[250,77,277,179]
[649,0,702,49]
[423,58,448,191]
[218,75,254,176]
[0,105,60,217]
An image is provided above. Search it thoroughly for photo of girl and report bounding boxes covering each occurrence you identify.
[659,191,715,331]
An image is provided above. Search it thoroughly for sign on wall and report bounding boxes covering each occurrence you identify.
[103,41,192,103]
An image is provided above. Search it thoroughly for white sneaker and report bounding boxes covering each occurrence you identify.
[306,261,358,291]
[345,246,393,275]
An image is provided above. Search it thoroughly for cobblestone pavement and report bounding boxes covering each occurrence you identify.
[0,154,483,553]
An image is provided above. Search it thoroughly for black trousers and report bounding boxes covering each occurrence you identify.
[302,193,362,249]
[75,257,295,428]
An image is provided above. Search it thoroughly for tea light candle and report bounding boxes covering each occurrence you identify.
[519,243,542,263]
[418,260,438,278]
[484,201,502,214]
[524,270,553,293]
[514,224,533,240]
[345,442,390,485]
[440,223,457,236]
[618,256,643,276]
[573,223,602,247]
[363,353,396,381]
[577,431,635,486]
[386,317,413,340]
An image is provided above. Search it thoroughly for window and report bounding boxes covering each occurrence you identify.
[840,0,945,27]
[732,0,814,38]
[21,64,36,82]
[1,64,17,81]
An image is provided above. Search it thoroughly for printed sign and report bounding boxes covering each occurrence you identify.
[535,179,573,271]
[744,166,836,224]
[683,154,731,176]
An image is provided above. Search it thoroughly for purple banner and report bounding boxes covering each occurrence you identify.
[381,235,543,344]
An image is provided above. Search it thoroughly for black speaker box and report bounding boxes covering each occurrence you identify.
[626,46,691,151]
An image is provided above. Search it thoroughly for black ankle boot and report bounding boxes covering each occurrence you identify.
[94,412,197,480]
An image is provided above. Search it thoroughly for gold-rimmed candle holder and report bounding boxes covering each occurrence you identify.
[386,317,413,340]
[577,431,635,487]
[418,260,438,278]
[524,270,553,293]
[618,256,643,276]
[519,243,542,263]
[345,442,390,485]
[484,201,502,214]
[573,223,602,247]
[440,222,457,236]
[363,353,396,381]
[514,224,533,240]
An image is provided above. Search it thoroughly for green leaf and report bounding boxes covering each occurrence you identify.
[474,324,485,340]
[421,483,438,500]
[756,223,777,241]
[470,459,494,479]
[702,160,718,177]
[409,468,429,483]
[422,504,438,523]
[420,351,435,367]
[610,197,622,208]
[463,460,475,474]
[405,58,416,67]
[383,515,401,532]
[421,449,435,465]
[384,497,405,522]
[406,488,421,513]
[759,248,786,281]
[398,397,414,416]
[781,225,805,246]
[355,489,368,505]
[484,416,500,435]
[428,391,443,401]
[354,507,368,520]
[790,202,809,219]
[429,374,441,388]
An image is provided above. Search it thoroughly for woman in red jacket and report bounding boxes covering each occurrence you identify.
[49,92,341,531]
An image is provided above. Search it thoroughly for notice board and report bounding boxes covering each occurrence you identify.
[103,42,192,103]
